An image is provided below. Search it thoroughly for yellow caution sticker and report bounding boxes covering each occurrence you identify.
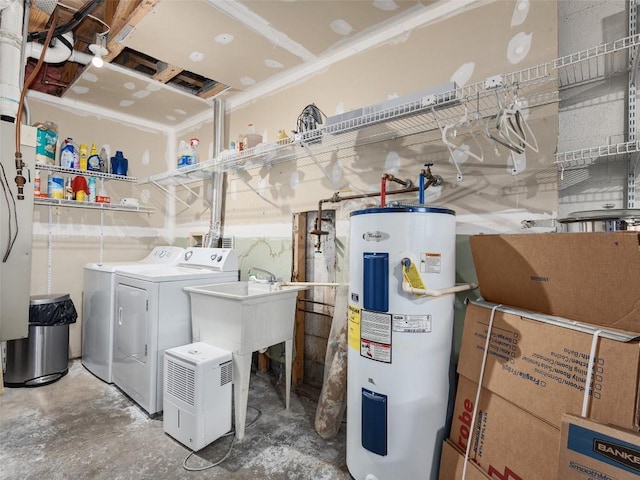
[403,262,426,290]
[348,304,361,351]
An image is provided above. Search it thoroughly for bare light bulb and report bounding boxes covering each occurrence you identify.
[91,55,104,68]
[88,33,108,69]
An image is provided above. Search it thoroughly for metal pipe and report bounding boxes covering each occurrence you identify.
[204,98,225,247]
[296,308,333,319]
[275,281,346,288]
[310,184,418,252]
[299,298,335,308]
[14,9,58,200]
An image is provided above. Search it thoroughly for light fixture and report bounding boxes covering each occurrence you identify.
[88,33,108,68]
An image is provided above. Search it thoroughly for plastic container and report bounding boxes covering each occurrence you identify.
[34,121,58,165]
[99,146,109,173]
[72,176,88,201]
[111,151,128,176]
[48,175,64,199]
[87,143,101,171]
[178,139,198,167]
[243,124,262,149]
[79,144,88,170]
[64,178,73,200]
[34,170,40,196]
[60,138,78,169]
[88,177,96,202]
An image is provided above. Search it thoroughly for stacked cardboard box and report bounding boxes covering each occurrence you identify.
[438,440,491,480]
[559,414,640,480]
[440,232,640,480]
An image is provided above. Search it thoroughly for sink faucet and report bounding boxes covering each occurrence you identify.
[248,267,278,283]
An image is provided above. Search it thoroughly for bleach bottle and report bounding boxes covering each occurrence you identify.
[60,138,78,169]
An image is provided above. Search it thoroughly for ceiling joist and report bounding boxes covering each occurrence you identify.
[105,0,159,62]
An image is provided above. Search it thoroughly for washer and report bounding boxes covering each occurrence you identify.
[82,246,186,383]
[112,247,239,416]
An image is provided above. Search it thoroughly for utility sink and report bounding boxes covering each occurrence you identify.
[185,281,308,354]
[184,280,308,440]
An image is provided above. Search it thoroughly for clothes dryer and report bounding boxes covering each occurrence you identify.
[82,246,185,383]
[112,248,238,416]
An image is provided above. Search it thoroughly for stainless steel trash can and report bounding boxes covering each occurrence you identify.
[4,294,77,387]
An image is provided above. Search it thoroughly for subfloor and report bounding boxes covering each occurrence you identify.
[0,360,349,480]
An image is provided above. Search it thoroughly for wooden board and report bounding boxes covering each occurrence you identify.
[292,212,307,385]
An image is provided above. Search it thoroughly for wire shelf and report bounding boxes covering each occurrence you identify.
[555,140,640,168]
[554,34,640,88]
[34,197,153,212]
[35,163,137,182]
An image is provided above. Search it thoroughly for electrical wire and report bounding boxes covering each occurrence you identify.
[56,1,111,35]
[0,162,16,262]
[27,0,102,42]
[182,405,262,472]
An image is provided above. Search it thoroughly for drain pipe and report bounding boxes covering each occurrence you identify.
[204,98,225,248]
[0,0,23,120]
[26,32,93,65]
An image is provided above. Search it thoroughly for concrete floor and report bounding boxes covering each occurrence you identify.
[0,360,350,480]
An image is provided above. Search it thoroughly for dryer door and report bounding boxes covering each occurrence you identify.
[113,283,150,410]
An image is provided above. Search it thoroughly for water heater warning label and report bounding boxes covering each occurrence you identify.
[360,310,392,363]
[392,314,432,333]
[420,252,442,274]
[348,304,361,351]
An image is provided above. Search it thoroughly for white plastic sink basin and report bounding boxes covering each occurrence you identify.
[188,280,304,300]
[184,281,308,354]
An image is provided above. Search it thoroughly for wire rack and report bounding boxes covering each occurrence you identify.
[35,163,137,182]
[140,34,640,193]
[34,197,153,212]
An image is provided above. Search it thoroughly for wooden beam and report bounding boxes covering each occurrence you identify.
[28,6,52,32]
[105,0,159,62]
[152,62,183,84]
[292,212,307,386]
[198,82,229,99]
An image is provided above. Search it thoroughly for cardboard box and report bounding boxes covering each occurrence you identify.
[470,232,640,333]
[450,376,560,480]
[559,414,640,479]
[458,302,640,430]
[438,440,491,480]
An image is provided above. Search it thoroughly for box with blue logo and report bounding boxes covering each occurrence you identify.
[559,414,640,479]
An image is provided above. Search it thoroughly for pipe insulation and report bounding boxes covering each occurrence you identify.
[0,0,23,118]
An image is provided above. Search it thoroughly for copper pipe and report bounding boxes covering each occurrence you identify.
[380,173,410,207]
[15,11,59,200]
[299,298,335,308]
[296,308,333,319]
[311,184,419,252]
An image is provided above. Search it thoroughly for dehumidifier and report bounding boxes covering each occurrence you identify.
[163,342,233,451]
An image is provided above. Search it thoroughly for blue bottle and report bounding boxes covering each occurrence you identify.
[111,151,128,176]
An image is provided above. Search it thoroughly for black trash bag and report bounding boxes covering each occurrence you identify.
[29,298,77,326]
